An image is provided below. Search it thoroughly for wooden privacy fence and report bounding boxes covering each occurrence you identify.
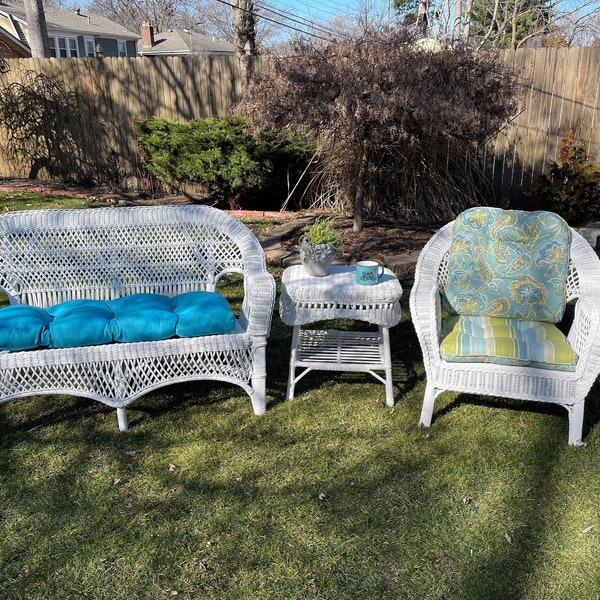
[0,49,599,203]
[485,47,600,206]
[0,55,273,186]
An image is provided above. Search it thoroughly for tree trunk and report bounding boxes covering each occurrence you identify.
[463,0,473,41]
[453,0,462,42]
[24,0,51,58]
[231,0,256,55]
[353,142,369,233]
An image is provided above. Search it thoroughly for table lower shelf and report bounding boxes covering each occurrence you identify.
[294,329,384,369]
[287,327,395,405]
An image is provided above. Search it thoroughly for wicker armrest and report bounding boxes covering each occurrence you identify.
[241,271,276,336]
[410,246,446,368]
[568,295,600,369]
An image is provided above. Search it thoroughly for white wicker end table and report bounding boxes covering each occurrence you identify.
[279,265,403,406]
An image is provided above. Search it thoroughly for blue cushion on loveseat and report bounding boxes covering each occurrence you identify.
[0,292,236,352]
[173,291,236,337]
[109,294,179,343]
[0,305,52,351]
[47,300,115,348]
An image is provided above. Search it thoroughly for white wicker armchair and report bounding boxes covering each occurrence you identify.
[0,205,275,430]
[410,217,600,446]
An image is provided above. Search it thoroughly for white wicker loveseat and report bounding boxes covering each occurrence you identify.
[0,205,275,430]
[410,207,600,446]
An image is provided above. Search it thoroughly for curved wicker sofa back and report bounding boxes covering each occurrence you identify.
[0,205,276,431]
[0,205,263,306]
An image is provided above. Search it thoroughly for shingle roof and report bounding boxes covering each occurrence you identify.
[139,28,234,55]
[0,1,140,39]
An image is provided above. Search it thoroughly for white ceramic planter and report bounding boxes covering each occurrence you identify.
[299,237,338,277]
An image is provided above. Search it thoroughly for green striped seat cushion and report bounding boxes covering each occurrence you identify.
[440,315,577,371]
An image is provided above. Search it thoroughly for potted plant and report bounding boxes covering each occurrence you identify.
[299,216,344,277]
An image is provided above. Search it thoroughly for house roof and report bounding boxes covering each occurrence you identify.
[0,1,140,40]
[139,28,234,56]
[0,22,29,56]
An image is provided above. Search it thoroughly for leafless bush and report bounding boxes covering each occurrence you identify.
[235,30,520,227]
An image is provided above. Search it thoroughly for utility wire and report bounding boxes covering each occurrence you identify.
[214,0,337,41]
[269,0,381,22]
[253,1,340,38]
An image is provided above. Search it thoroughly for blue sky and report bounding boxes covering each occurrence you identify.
[257,0,396,40]
[269,0,392,20]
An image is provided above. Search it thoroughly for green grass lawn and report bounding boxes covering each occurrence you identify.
[0,191,98,211]
[0,194,599,599]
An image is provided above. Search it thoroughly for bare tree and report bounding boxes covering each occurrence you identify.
[24,0,50,57]
[84,0,185,33]
[394,0,600,47]
[192,0,279,49]
[231,0,256,54]
[236,31,519,230]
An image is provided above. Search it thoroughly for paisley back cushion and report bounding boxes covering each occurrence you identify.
[444,208,571,323]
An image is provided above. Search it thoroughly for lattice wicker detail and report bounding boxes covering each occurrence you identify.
[0,346,255,407]
[410,221,600,446]
[0,205,275,429]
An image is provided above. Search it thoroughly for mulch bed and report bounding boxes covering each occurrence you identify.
[279,217,439,264]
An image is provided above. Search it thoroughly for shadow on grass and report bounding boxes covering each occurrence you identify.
[1,274,599,598]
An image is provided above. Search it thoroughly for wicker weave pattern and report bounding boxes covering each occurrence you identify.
[280,265,402,328]
[0,205,275,429]
[410,221,600,446]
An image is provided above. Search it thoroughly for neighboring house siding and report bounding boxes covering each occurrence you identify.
[0,5,139,57]
[50,36,138,59]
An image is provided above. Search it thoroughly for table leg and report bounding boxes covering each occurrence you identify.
[287,325,300,400]
[380,326,395,406]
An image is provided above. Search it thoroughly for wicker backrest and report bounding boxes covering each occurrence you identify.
[0,205,264,307]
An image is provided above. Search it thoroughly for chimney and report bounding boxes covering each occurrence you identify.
[141,23,155,47]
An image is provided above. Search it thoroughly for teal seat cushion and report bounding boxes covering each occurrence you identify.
[173,291,236,337]
[109,294,179,343]
[0,292,236,351]
[0,305,52,351]
[440,315,577,372]
[47,300,114,348]
[444,208,571,323]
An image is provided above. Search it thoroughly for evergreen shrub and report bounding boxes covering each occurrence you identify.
[136,116,310,209]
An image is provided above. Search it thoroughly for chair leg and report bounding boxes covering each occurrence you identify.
[250,345,267,415]
[419,381,438,428]
[117,407,128,431]
[566,401,586,446]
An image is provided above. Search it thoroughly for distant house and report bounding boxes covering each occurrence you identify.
[0,17,29,57]
[138,23,235,57]
[0,1,139,58]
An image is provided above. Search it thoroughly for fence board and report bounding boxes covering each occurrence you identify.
[0,50,599,202]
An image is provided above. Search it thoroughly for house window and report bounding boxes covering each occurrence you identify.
[117,40,127,57]
[48,35,78,57]
[84,38,96,57]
